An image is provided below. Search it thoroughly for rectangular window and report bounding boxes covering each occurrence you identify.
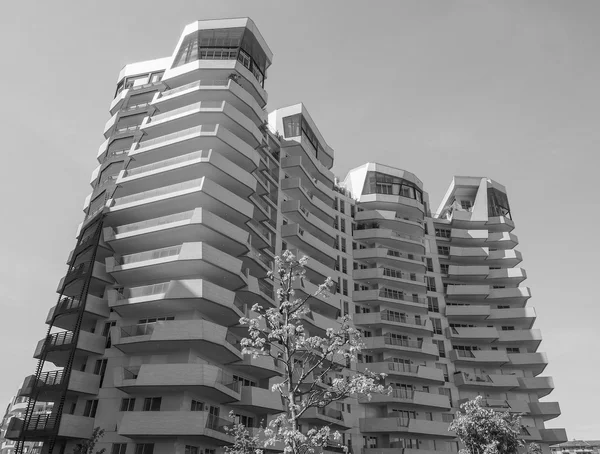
[426,258,434,272]
[431,318,443,335]
[341,219,346,233]
[460,200,472,210]
[341,238,347,253]
[343,301,349,316]
[94,358,108,387]
[120,398,135,412]
[112,444,127,454]
[436,363,449,382]
[427,297,439,313]
[350,205,355,218]
[437,246,450,256]
[439,387,453,405]
[342,258,347,274]
[426,277,437,292]
[501,326,515,331]
[440,263,449,274]
[352,241,357,250]
[434,340,446,358]
[507,347,520,353]
[191,400,204,411]
[184,447,198,454]
[135,444,154,454]
[143,397,161,412]
[335,256,340,271]
[340,201,345,214]
[435,228,451,238]
[83,400,98,418]
[342,279,348,296]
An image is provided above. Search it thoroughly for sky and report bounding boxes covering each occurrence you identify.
[0,0,598,439]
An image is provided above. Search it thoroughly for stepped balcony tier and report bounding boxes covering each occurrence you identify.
[281,200,336,245]
[518,376,555,397]
[445,210,514,233]
[363,336,439,360]
[353,289,428,314]
[301,407,351,430]
[19,369,100,401]
[447,266,527,286]
[353,268,427,294]
[107,279,244,325]
[353,228,426,255]
[46,294,108,332]
[281,223,336,268]
[291,278,340,319]
[453,372,520,390]
[445,306,536,327]
[152,78,267,126]
[281,177,335,223]
[445,285,532,307]
[228,354,284,379]
[56,261,113,298]
[280,133,335,185]
[447,247,523,267]
[357,362,445,384]
[280,155,334,204]
[105,242,247,288]
[353,247,426,273]
[111,319,242,363]
[449,349,509,366]
[116,149,257,199]
[354,311,432,335]
[358,389,451,410]
[359,417,453,438]
[107,176,254,226]
[232,386,285,414]
[104,208,249,256]
[128,123,260,172]
[33,331,105,367]
[508,352,548,375]
[355,193,426,220]
[237,274,277,309]
[355,209,425,237]
[6,413,94,442]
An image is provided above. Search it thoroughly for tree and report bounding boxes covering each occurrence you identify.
[227,250,389,454]
[449,396,532,454]
[72,427,106,454]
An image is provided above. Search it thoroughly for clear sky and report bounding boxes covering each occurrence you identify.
[0,0,597,439]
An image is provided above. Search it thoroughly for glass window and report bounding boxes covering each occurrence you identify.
[361,171,423,202]
[135,445,154,454]
[120,398,135,412]
[112,444,127,454]
[143,397,161,412]
[282,114,301,138]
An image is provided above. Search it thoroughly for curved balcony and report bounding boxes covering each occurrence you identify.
[301,407,351,430]
[457,397,529,414]
[19,369,100,401]
[242,245,273,277]
[487,250,523,267]
[355,210,424,237]
[281,156,334,204]
[114,363,242,402]
[508,352,548,375]
[237,274,276,309]
[129,123,260,172]
[33,331,105,367]
[487,287,531,306]
[449,228,488,247]
[233,386,284,414]
[487,267,527,285]
[281,200,336,245]
[446,326,498,343]
[518,376,554,397]
[528,402,561,421]
[539,428,568,444]
[448,246,488,264]
[112,319,242,363]
[486,232,519,249]
[46,294,108,331]
[447,265,489,281]
[497,329,542,350]
[454,372,519,390]
[229,354,284,379]
[359,389,450,410]
[356,193,425,220]
[154,78,266,126]
[281,134,335,185]
[108,176,253,226]
[353,289,428,314]
[486,215,515,233]
[449,349,509,366]
[104,207,249,256]
[358,362,444,384]
[6,413,94,441]
[141,101,263,150]
[292,278,340,319]
[353,248,425,273]
[108,278,244,325]
[359,417,452,438]
[488,307,537,327]
[364,336,438,359]
[353,268,427,294]
[118,410,231,443]
[105,242,246,288]
[281,177,335,223]
[354,311,432,335]
[282,223,336,268]
[117,149,256,198]
[353,228,425,255]
[288,249,336,285]
[302,310,340,336]
[446,305,491,320]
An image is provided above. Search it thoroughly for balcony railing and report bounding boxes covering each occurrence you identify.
[45,331,74,348]
[455,350,477,358]
[205,412,231,433]
[115,210,195,235]
[105,149,129,160]
[56,296,82,313]
[24,414,57,431]
[381,267,421,282]
[136,124,217,150]
[113,178,204,206]
[149,101,224,123]
[118,282,171,300]
[391,389,415,399]
[116,125,140,134]
[386,248,419,262]
[390,230,424,244]
[125,150,211,177]
[119,245,181,265]
[380,311,426,326]
[384,336,423,349]
[258,280,275,300]
[161,79,230,98]
[386,361,419,374]
[317,407,344,421]
[36,370,64,386]
[379,288,426,305]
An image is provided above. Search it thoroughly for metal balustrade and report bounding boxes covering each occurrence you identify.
[120,245,182,265]
[125,150,211,177]
[115,211,195,234]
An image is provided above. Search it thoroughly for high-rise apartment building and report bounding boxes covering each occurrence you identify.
[1,394,52,454]
[7,17,566,454]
